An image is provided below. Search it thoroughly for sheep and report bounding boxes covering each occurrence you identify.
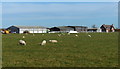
[75,34,78,37]
[62,33,65,35]
[22,36,25,38]
[68,33,70,35]
[41,40,47,46]
[49,40,58,43]
[58,34,61,37]
[88,34,91,37]
[19,40,26,45]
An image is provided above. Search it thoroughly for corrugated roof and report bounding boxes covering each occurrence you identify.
[57,26,72,29]
[57,26,87,28]
[87,28,98,30]
[68,26,88,28]
[13,25,47,29]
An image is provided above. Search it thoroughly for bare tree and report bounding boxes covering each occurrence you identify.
[92,24,97,28]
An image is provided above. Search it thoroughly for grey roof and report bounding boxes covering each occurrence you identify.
[12,25,47,29]
[57,26,88,28]
[87,28,98,30]
[57,26,72,29]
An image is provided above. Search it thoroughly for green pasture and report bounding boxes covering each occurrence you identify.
[2,33,118,67]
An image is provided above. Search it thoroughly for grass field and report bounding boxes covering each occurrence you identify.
[2,33,118,67]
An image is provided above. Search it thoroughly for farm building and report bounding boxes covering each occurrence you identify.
[70,26,88,32]
[49,27,60,33]
[100,24,115,32]
[87,28,102,32]
[87,28,98,32]
[49,26,88,33]
[115,29,120,32]
[6,25,47,33]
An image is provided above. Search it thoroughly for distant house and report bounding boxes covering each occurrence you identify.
[6,25,47,33]
[49,26,88,33]
[100,24,115,32]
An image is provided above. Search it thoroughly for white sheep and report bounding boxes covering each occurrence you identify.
[68,33,70,35]
[75,35,78,37]
[22,36,25,38]
[49,40,58,43]
[41,40,47,46]
[58,34,61,37]
[88,35,91,37]
[62,33,65,35]
[19,40,26,45]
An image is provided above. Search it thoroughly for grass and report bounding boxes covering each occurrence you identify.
[2,32,118,67]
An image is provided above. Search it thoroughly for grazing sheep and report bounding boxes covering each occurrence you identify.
[49,40,58,43]
[75,35,78,37]
[19,40,26,45]
[22,36,25,38]
[41,40,47,46]
[88,35,91,37]
[68,33,70,35]
[58,34,61,37]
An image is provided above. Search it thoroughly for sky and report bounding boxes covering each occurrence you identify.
[0,3,2,28]
[2,2,118,28]
[1,0,120,2]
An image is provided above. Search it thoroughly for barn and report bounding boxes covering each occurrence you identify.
[87,28,98,32]
[49,26,88,33]
[6,25,47,33]
[100,24,115,32]
[49,27,60,33]
[71,26,88,32]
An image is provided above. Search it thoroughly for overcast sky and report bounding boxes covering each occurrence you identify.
[2,2,118,28]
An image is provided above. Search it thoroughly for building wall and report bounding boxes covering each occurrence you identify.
[19,28,47,33]
[75,27,88,32]
[49,27,60,31]
[60,28,74,33]
[100,26,106,32]
[50,26,88,33]
[7,26,19,33]
[97,29,102,32]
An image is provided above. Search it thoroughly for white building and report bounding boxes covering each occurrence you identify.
[7,25,47,33]
[69,31,78,33]
[97,28,102,32]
